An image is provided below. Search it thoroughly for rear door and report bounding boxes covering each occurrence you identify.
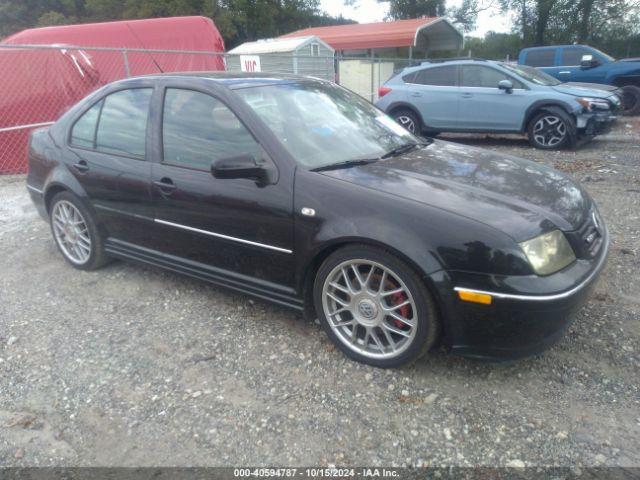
[67,86,155,246]
[405,65,459,130]
[458,65,529,131]
[522,48,561,78]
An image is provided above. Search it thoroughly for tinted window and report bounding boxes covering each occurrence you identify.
[96,88,152,158]
[162,89,261,171]
[410,66,457,86]
[562,47,590,65]
[460,65,524,89]
[524,49,556,67]
[70,100,103,148]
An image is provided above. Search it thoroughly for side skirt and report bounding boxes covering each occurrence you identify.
[105,238,304,311]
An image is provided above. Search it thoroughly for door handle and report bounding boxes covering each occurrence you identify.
[461,92,473,99]
[73,160,89,173]
[411,92,422,97]
[153,178,177,194]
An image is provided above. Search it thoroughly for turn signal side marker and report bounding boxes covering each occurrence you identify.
[457,290,492,305]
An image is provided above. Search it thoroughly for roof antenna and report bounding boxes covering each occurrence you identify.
[126,23,164,73]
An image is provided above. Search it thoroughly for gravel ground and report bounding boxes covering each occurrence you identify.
[0,120,639,468]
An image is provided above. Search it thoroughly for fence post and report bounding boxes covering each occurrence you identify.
[370,49,375,102]
[122,49,131,77]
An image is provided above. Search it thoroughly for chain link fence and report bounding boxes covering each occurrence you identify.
[0,44,409,174]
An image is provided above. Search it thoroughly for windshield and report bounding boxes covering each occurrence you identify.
[500,63,563,86]
[235,81,420,169]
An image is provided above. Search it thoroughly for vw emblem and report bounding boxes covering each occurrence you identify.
[358,300,377,319]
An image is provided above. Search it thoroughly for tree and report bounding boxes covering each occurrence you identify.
[380,0,447,19]
[0,0,355,47]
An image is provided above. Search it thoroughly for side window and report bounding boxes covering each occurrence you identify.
[524,49,556,67]
[70,100,103,148]
[96,88,152,158]
[562,47,589,66]
[162,88,262,171]
[413,66,457,86]
[460,65,524,89]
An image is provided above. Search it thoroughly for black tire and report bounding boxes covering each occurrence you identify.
[621,85,640,116]
[313,245,440,368]
[391,108,421,135]
[49,191,110,271]
[527,109,574,150]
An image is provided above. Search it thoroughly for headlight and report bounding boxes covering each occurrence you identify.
[519,230,576,276]
[576,97,610,111]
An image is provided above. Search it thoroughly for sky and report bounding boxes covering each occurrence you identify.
[319,0,513,37]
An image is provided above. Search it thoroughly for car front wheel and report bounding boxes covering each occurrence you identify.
[527,111,573,149]
[392,109,420,134]
[49,191,109,270]
[314,245,439,368]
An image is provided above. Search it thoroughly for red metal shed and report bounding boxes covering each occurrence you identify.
[0,16,225,174]
[281,17,463,53]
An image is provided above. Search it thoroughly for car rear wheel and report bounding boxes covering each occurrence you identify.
[621,85,640,116]
[392,109,420,134]
[527,111,572,150]
[314,245,439,368]
[49,191,109,270]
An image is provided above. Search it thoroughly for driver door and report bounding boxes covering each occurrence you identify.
[457,65,529,131]
[149,85,295,288]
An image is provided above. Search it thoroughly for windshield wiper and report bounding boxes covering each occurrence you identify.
[310,158,379,172]
[381,141,430,159]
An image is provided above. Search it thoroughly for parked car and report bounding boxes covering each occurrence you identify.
[375,58,620,150]
[27,73,608,367]
[519,45,640,115]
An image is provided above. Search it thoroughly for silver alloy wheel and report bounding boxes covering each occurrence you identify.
[321,259,418,359]
[395,115,416,133]
[51,200,92,265]
[533,115,567,147]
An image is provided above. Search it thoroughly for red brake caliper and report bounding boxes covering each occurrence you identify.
[391,290,410,330]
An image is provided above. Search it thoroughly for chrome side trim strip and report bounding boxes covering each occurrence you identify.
[154,218,293,254]
[26,184,44,195]
[454,232,609,302]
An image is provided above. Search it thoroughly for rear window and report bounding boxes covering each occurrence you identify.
[95,88,152,158]
[404,66,457,87]
[524,49,556,67]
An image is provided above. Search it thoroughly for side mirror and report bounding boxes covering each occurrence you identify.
[498,79,514,93]
[580,54,599,69]
[211,153,267,183]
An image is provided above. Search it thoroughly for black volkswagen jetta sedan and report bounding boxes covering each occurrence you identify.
[26,73,609,368]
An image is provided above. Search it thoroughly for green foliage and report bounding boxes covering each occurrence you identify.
[380,0,447,19]
[0,0,355,47]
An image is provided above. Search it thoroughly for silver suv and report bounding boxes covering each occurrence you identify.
[375,59,620,149]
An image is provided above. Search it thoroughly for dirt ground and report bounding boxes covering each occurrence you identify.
[0,119,638,468]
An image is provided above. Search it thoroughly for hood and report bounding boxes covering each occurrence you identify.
[320,141,591,241]
[551,83,616,99]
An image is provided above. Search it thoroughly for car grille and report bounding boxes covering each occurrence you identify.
[568,209,605,259]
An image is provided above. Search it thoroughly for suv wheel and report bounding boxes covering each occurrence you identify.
[527,111,573,149]
[392,109,420,134]
[621,85,640,116]
[313,245,439,368]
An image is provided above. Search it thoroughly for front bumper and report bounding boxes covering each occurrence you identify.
[576,110,616,136]
[435,227,609,361]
